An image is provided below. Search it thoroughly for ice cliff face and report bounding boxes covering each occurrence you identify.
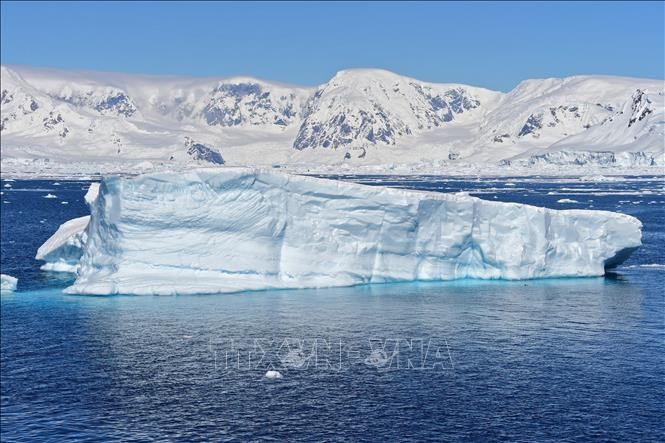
[65,169,642,295]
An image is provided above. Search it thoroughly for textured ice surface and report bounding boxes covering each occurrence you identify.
[36,183,98,272]
[36,216,89,273]
[1,274,18,292]
[65,168,642,295]
[84,183,100,205]
[264,370,283,379]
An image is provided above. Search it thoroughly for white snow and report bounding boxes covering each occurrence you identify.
[65,168,642,296]
[557,199,579,204]
[1,274,18,292]
[264,370,283,379]
[1,65,663,178]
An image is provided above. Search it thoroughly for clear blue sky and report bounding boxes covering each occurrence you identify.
[1,1,663,91]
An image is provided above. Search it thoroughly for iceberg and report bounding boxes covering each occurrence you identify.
[84,182,100,205]
[35,183,98,272]
[265,370,283,379]
[36,216,90,272]
[1,274,18,292]
[64,168,642,295]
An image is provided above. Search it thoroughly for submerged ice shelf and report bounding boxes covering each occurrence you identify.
[51,168,642,295]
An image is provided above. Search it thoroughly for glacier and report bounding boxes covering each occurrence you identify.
[1,65,663,177]
[62,168,642,296]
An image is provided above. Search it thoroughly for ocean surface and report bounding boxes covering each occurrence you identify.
[1,176,664,441]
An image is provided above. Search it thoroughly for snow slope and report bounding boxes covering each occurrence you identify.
[508,89,665,167]
[65,168,642,295]
[1,65,663,176]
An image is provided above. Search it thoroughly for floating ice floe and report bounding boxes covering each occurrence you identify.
[1,274,18,293]
[54,168,642,296]
[557,198,579,204]
[264,370,283,379]
[43,193,58,199]
[624,264,665,270]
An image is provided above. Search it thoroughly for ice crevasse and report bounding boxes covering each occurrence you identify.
[54,168,642,295]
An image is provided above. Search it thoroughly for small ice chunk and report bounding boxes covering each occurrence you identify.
[61,201,69,205]
[44,193,57,199]
[264,370,282,379]
[1,274,18,292]
[84,183,100,205]
[557,198,578,204]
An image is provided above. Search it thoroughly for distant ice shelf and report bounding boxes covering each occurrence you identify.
[50,168,642,296]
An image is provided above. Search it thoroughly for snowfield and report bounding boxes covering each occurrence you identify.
[1,65,663,177]
[59,168,642,295]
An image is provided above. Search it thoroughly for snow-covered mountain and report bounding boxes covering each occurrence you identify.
[1,65,663,176]
[293,69,501,151]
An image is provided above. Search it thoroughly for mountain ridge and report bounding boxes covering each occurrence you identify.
[1,65,663,176]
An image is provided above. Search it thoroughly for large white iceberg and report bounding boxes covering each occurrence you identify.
[63,168,642,295]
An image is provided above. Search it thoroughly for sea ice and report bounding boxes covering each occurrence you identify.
[1,274,18,292]
[265,370,283,379]
[63,168,642,295]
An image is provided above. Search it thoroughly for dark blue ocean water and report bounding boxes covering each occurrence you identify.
[1,176,664,442]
